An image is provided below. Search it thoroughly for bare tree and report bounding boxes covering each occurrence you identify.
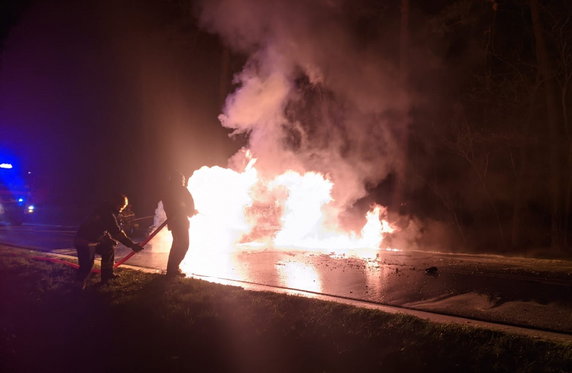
[529,0,565,250]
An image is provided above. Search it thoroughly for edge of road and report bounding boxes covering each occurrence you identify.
[2,242,571,344]
[188,272,572,344]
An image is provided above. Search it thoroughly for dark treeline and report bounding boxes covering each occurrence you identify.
[396,0,572,256]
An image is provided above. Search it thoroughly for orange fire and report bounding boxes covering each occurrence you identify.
[151,152,396,272]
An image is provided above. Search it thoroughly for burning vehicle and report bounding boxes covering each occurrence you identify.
[0,161,35,225]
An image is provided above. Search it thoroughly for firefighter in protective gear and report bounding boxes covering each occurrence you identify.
[162,170,196,277]
[74,194,144,288]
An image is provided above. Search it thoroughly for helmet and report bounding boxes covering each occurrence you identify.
[109,194,128,213]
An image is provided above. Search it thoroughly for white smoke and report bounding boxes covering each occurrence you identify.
[197,0,407,211]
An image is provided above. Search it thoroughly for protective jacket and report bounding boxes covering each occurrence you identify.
[162,184,195,230]
[76,204,135,247]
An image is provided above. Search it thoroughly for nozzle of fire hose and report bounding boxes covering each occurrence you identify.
[131,243,145,252]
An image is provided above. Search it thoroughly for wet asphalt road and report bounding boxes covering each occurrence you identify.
[2,223,571,333]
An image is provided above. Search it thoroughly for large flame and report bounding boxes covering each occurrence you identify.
[151,152,396,273]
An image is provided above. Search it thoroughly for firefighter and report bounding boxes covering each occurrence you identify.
[74,194,144,289]
[162,170,196,277]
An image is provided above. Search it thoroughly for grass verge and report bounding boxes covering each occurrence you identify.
[0,247,570,373]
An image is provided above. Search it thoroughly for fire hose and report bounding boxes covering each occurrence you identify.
[112,219,168,268]
[31,220,168,271]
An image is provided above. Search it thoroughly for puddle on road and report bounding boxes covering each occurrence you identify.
[276,261,322,292]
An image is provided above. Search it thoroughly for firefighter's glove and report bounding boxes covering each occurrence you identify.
[131,243,145,252]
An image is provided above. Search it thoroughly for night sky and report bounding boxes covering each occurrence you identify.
[0,0,238,216]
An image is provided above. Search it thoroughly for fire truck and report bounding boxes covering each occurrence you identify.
[0,161,35,225]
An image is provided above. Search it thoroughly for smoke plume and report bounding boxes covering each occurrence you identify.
[197,0,407,211]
